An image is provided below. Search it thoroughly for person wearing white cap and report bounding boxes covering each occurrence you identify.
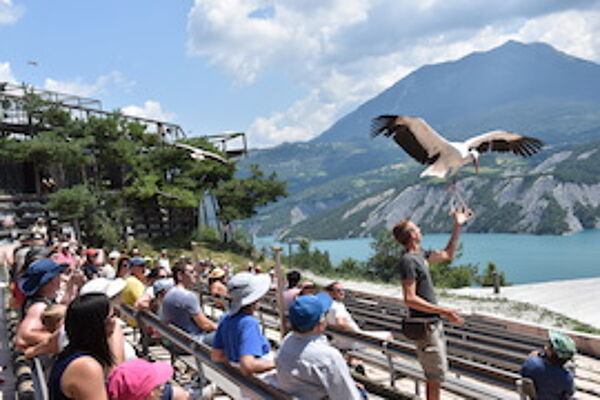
[210,271,275,377]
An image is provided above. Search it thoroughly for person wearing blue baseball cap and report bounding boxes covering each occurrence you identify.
[276,293,365,400]
[520,330,577,400]
[15,258,69,350]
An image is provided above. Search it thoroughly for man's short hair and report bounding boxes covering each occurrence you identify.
[324,281,340,292]
[393,220,413,246]
[286,270,301,288]
[172,263,185,284]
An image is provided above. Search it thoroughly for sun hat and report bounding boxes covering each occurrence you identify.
[153,278,174,296]
[85,248,98,257]
[80,277,126,299]
[289,293,333,332]
[107,358,173,400]
[129,256,147,267]
[108,250,121,259]
[549,330,577,360]
[18,258,68,297]
[209,267,226,279]
[227,272,271,315]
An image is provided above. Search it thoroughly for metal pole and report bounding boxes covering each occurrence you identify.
[493,271,500,294]
[273,246,287,339]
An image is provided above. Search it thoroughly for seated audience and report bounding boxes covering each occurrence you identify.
[162,261,216,345]
[48,293,115,400]
[121,257,148,325]
[282,271,301,310]
[298,281,317,296]
[135,266,169,310]
[210,272,274,377]
[520,330,576,400]
[108,358,189,400]
[208,267,229,309]
[25,277,132,363]
[15,258,80,350]
[81,248,100,280]
[325,282,393,347]
[276,294,365,400]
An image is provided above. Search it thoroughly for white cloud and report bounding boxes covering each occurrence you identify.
[0,0,23,25]
[44,71,134,98]
[0,61,17,83]
[187,1,600,147]
[121,100,175,122]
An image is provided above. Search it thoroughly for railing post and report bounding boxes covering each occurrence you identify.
[272,246,287,340]
[135,309,150,356]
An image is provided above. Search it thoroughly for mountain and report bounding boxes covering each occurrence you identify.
[240,41,600,238]
[314,40,600,145]
[282,140,600,239]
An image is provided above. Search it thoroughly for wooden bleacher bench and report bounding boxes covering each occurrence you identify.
[117,304,293,400]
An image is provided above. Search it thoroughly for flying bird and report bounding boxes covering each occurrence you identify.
[370,115,543,178]
[172,142,229,165]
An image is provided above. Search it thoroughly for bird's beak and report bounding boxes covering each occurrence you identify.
[472,156,479,174]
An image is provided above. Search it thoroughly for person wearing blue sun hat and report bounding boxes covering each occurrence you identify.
[15,258,68,350]
[520,330,577,400]
[276,293,365,400]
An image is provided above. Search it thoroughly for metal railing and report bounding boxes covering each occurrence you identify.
[117,303,293,400]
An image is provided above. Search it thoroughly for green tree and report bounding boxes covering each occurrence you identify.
[213,164,287,229]
[367,231,478,287]
[476,262,510,287]
[367,230,403,282]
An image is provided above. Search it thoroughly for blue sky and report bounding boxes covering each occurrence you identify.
[2,0,600,148]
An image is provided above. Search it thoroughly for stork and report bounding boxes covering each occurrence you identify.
[171,142,229,165]
[370,114,543,207]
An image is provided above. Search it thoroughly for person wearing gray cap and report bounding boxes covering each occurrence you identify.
[210,271,274,377]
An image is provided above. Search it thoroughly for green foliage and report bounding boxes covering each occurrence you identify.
[47,184,98,219]
[476,262,510,287]
[573,202,600,229]
[537,197,569,235]
[429,261,478,288]
[192,225,221,244]
[287,239,333,275]
[213,164,287,224]
[1,92,287,249]
[367,230,403,282]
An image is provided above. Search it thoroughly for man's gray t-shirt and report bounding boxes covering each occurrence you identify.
[397,250,439,319]
[276,332,362,400]
[161,286,203,335]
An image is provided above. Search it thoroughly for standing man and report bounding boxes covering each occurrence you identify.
[162,261,216,345]
[393,207,472,400]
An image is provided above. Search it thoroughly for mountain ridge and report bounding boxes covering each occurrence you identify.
[240,40,600,238]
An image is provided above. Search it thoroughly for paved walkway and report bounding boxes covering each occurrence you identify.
[450,277,600,329]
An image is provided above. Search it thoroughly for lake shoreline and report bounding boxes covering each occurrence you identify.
[256,229,600,285]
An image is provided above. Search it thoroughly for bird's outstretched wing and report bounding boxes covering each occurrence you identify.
[465,131,543,157]
[172,142,229,164]
[370,115,450,165]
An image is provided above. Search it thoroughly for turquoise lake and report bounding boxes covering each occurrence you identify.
[255,230,600,285]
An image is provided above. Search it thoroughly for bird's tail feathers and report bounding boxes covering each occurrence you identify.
[370,115,398,138]
[420,163,448,178]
